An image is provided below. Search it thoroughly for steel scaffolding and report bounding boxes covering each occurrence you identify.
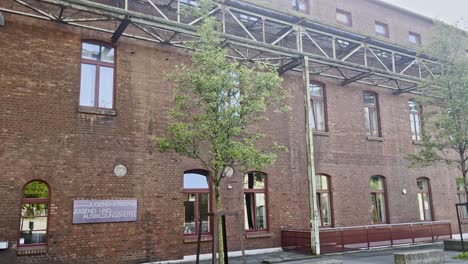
[1,0,440,94]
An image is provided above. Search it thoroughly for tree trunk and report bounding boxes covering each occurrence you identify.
[214,179,225,264]
[459,150,468,199]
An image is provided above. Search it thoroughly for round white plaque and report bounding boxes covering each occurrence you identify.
[114,164,127,177]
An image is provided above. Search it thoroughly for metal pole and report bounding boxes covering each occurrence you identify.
[303,55,320,255]
[196,216,203,264]
[456,204,465,252]
[222,215,228,264]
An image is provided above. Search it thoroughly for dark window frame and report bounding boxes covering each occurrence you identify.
[79,40,117,111]
[363,91,382,137]
[183,169,212,237]
[409,100,422,141]
[17,180,51,248]
[336,9,352,27]
[416,177,434,221]
[408,31,422,45]
[310,81,328,132]
[291,0,309,13]
[370,176,390,224]
[244,171,269,233]
[375,21,389,38]
[316,174,333,227]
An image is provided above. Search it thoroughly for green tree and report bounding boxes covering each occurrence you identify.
[156,1,288,262]
[406,22,468,195]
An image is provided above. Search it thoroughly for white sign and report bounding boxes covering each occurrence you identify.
[114,164,127,177]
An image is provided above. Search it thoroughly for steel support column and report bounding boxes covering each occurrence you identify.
[303,55,320,255]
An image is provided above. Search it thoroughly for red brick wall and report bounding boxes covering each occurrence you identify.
[0,6,459,264]
[253,0,434,46]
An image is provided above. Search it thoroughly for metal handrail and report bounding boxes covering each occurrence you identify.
[281,220,452,232]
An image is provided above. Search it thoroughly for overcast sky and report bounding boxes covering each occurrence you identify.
[380,0,467,27]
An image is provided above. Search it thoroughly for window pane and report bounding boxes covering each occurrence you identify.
[184,173,209,189]
[336,11,350,24]
[423,193,432,220]
[417,178,428,191]
[414,115,421,140]
[310,83,323,97]
[371,194,378,223]
[244,193,255,230]
[310,105,316,130]
[314,100,325,131]
[21,204,48,218]
[375,23,386,35]
[255,193,267,230]
[98,66,114,109]
[320,193,331,226]
[409,101,418,112]
[20,204,48,245]
[80,64,96,107]
[183,194,196,234]
[298,0,306,11]
[23,181,49,198]
[363,93,376,106]
[19,230,47,245]
[82,43,100,60]
[370,108,379,136]
[377,193,386,222]
[199,193,210,233]
[100,46,115,63]
[364,107,371,135]
[370,177,383,190]
[410,114,416,140]
[244,172,265,189]
[316,175,328,190]
[417,193,425,220]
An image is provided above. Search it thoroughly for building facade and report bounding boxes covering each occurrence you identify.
[0,0,461,263]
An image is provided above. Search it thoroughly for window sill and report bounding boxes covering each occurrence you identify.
[78,106,116,116]
[313,131,330,137]
[367,136,384,142]
[184,235,212,243]
[16,246,47,255]
[245,232,274,239]
[412,140,423,145]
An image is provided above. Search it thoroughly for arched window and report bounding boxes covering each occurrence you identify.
[417,177,433,221]
[363,92,381,137]
[409,100,422,141]
[370,176,388,224]
[80,41,115,110]
[309,82,327,132]
[183,170,210,236]
[316,174,332,227]
[19,180,50,246]
[244,172,267,231]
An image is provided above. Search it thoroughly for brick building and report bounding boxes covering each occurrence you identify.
[0,0,461,263]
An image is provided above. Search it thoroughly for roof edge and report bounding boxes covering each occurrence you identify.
[366,0,434,24]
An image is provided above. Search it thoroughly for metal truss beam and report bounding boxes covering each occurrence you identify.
[111,17,130,43]
[278,58,301,75]
[339,71,373,86]
[0,0,441,94]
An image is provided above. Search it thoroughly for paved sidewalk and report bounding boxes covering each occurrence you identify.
[200,244,465,263]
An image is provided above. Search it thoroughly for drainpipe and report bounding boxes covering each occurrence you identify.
[303,55,320,255]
